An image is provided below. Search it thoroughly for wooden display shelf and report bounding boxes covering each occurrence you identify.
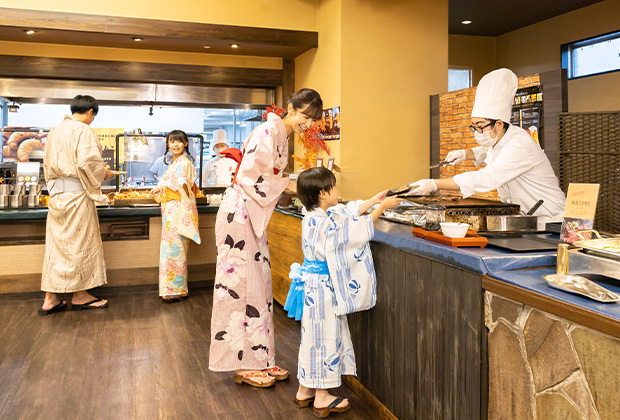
[411,227,487,248]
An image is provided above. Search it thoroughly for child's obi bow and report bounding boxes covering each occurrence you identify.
[284,259,329,321]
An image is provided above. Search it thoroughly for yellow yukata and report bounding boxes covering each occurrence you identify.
[158,154,201,297]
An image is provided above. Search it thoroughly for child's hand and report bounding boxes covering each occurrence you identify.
[380,196,402,210]
[371,189,388,205]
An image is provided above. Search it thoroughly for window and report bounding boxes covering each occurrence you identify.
[562,30,620,79]
[448,67,473,91]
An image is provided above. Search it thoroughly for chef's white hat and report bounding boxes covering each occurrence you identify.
[471,68,518,122]
[212,129,229,148]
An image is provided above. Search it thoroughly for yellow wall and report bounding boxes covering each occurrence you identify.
[448,0,620,112]
[339,0,448,200]
[496,0,620,112]
[1,0,318,31]
[449,35,496,85]
[295,0,341,181]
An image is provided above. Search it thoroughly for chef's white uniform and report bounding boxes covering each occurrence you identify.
[202,155,236,186]
[453,124,565,229]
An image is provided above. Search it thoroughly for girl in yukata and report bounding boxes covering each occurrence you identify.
[150,130,201,302]
[286,167,400,418]
[209,89,324,388]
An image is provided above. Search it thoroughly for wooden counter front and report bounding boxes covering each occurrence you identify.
[266,210,303,305]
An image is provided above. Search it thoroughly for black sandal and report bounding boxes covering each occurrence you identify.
[72,298,108,310]
[313,396,351,418]
[38,300,67,316]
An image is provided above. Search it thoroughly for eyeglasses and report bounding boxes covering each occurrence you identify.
[469,121,496,134]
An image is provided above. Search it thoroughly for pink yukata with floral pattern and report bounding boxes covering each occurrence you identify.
[158,154,201,297]
[209,113,290,371]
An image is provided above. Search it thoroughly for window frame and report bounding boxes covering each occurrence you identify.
[561,29,620,80]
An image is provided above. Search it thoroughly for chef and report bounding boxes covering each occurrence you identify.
[202,129,237,186]
[408,68,565,230]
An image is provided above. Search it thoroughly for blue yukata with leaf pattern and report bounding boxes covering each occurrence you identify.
[293,201,376,389]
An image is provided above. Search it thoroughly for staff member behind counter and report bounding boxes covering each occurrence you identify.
[202,129,236,186]
[408,68,565,230]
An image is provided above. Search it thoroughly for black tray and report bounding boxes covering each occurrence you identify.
[485,236,558,252]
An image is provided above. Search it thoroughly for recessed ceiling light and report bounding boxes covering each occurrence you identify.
[230,44,239,48]
[133,37,143,42]
[461,20,472,25]
[203,45,211,49]
[24,29,37,35]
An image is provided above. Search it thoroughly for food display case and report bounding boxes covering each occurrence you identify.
[113,131,204,190]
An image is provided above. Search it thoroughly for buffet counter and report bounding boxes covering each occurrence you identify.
[267,208,620,420]
[0,205,219,294]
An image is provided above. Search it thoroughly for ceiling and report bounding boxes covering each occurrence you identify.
[0,2,608,58]
[449,0,604,36]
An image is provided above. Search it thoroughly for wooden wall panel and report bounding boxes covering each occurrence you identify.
[0,55,283,87]
[350,241,487,420]
[265,211,303,306]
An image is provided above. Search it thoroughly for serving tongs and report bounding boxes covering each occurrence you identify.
[429,160,452,169]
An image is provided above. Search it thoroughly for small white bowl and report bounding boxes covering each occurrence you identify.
[440,222,470,238]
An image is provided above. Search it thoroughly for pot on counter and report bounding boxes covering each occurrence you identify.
[485,214,538,232]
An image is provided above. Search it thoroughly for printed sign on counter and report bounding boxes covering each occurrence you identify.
[560,183,600,243]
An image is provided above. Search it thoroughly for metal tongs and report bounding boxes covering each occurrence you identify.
[429,160,452,169]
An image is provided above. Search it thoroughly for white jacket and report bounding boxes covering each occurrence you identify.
[202,156,237,186]
[453,125,565,229]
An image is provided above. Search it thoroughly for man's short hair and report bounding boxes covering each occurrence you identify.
[297,167,337,210]
[70,95,99,115]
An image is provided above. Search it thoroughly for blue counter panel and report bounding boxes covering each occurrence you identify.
[0,205,218,220]
[372,220,556,275]
[488,268,620,322]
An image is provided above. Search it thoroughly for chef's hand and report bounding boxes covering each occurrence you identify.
[103,169,115,180]
[446,150,467,165]
[407,179,437,196]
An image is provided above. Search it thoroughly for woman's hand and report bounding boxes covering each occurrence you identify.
[150,187,160,196]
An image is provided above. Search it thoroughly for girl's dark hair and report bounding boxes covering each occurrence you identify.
[164,130,195,164]
[287,88,323,121]
[297,167,337,210]
[70,95,99,115]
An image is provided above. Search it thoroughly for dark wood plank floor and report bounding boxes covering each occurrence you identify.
[0,286,378,420]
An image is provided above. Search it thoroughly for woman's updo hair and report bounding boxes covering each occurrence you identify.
[288,88,323,121]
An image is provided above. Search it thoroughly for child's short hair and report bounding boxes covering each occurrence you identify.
[297,167,337,210]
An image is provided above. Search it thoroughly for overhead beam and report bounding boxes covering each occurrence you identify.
[0,55,282,87]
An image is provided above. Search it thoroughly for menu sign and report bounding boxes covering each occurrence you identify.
[94,128,124,169]
[560,183,600,243]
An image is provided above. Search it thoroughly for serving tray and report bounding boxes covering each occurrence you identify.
[411,227,488,248]
[542,273,620,303]
[113,198,157,206]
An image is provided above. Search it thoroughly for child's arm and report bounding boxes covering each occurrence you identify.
[359,189,388,215]
[370,196,402,221]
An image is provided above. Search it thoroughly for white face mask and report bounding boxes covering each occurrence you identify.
[474,130,498,147]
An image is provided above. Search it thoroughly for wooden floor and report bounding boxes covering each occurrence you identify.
[0,286,378,420]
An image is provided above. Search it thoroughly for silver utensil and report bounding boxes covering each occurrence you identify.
[429,160,451,169]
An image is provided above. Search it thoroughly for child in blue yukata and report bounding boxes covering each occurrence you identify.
[285,167,401,418]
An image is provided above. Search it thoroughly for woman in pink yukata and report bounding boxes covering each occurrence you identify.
[209,89,324,387]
